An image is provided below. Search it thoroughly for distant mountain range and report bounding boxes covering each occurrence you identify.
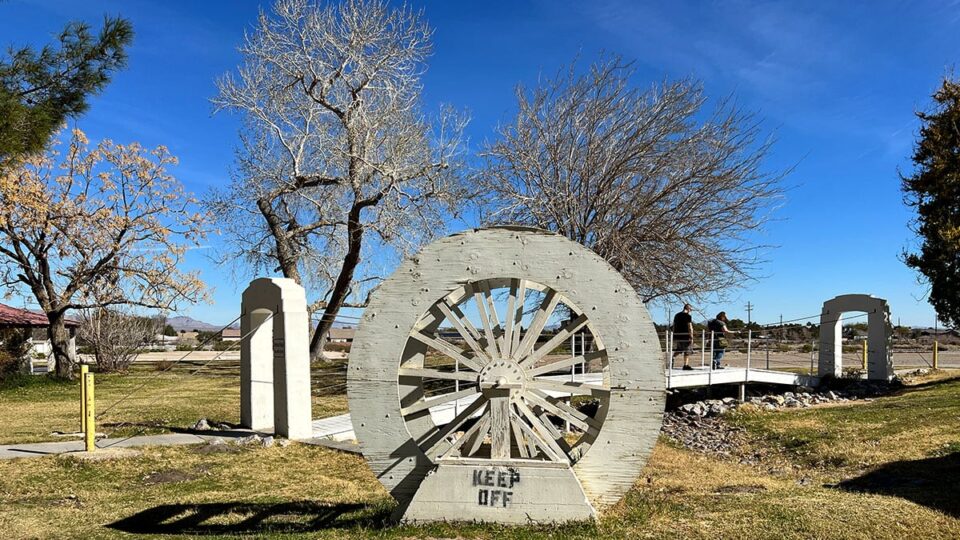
[166,315,237,332]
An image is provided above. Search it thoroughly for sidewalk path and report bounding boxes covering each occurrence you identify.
[0,432,252,460]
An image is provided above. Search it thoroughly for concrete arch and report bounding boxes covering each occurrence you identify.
[817,294,892,381]
[240,277,312,439]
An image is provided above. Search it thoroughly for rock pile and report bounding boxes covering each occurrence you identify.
[191,418,234,431]
[673,383,894,419]
[661,381,900,461]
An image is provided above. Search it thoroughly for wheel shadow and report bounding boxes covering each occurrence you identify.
[834,451,960,517]
[106,501,390,535]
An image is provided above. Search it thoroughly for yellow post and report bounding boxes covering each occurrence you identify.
[862,339,867,370]
[933,341,939,370]
[80,363,88,433]
[84,372,96,452]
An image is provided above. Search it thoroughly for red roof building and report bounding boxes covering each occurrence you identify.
[0,303,80,328]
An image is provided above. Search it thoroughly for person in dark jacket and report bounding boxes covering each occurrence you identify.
[707,311,733,369]
[672,304,695,370]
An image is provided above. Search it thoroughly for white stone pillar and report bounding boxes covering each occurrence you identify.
[817,309,842,378]
[240,278,313,439]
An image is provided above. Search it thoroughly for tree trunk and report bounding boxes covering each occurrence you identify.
[309,205,364,362]
[48,313,75,379]
[257,198,302,283]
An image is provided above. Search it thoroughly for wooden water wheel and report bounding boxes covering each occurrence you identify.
[347,227,664,523]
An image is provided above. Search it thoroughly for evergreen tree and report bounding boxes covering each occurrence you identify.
[902,77,960,328]
[0,16,133,170]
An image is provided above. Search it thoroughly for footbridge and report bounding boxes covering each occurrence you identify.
[310,367,819,441]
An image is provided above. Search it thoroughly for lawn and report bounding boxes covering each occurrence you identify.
[1,370,959,538]
[0,368,348,444]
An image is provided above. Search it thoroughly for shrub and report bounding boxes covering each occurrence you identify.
[154,360,175,372]
[212,340,236,351]
[0,328,31,378]
[78,308,163,372]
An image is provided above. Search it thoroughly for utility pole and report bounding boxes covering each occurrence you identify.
[779,314,784,343]
[745,301,753,326]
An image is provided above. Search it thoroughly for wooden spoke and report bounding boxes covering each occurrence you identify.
[479,280,507,357]
[472,283,501,359]
[398,367,477,382]
[464,414,491,456]
[513,400,567,462]
[526,379,609,398]
[524,390,593,432]
[529,389,602,430]
[511,410,541,459]
[401,387,479,416]
[436,301,491,365]
[409,331,483,372]
[423,396,489,459]
[511,409,559,461]
[520,313,590,368]
[449,302,482,341]
[441,413,490,459]
[511,279,527,357]
[514,289,559,360]
[509,414,532,458]
[527,350,605,377]
[503,279,519,359]
[535,409,574,455]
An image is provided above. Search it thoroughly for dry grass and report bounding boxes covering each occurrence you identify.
[0,372,348,444]
[1,371,960,538]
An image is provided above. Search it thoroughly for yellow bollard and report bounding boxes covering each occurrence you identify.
[862,339,867,370]
[80,363,88,433]
[84,372,96,452]
[933,341,939,370]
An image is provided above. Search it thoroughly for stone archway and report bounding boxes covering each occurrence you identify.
[817,294,892,381]
[240,277,312,439]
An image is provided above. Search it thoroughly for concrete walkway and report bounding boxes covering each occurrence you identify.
[0,423,371,460]
[0,431,258,460]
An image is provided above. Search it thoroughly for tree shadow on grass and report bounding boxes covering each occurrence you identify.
[107,501,391,535]
[835,451,960,517]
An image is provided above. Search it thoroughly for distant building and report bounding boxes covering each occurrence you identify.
[327,327,355,343]
[0,303,80,374]
[221,328,242,342]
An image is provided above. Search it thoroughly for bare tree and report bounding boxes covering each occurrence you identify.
[78,308,164,372]
[0,129,209,378]
[209,0,469,360]
[479,56,784,303]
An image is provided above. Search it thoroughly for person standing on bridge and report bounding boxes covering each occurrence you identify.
[707,311,733,369]
[672,304,695,370]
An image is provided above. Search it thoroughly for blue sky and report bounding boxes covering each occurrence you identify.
[2,0,958,327]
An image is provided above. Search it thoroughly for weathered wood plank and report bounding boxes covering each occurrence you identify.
[423,396,489,459]
[488,392,511,459]
[409,331,484,372]
[514,289,559,360]
[398,367,477,382]
[524,391,591,431]
[527,350,604,377]
[520,313,589,368]
[527,379,609,398]
[401,387,479,416]
[529,388,602,430]
[514,400,567,462]
[436,301,491,365]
